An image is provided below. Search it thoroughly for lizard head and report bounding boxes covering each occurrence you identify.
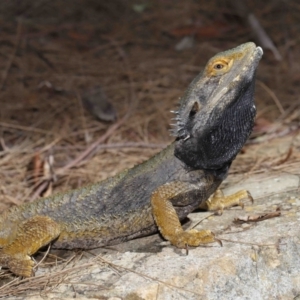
[173,42,263,171]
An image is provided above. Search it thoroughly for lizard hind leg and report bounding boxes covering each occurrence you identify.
[203,189,254,215]
[151,181,217,249]
[0,215,61,277]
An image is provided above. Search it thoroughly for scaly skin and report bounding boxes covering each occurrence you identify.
[0,42,263,277]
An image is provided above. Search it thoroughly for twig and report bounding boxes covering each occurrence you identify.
[0,19,23,90]
[257,80,285,115]
[75,91,90,143]
[247,13,282,61]
[53,142,167,151]
[29,181,49,202]
[229,0,282,61]
[219,238,279,247]
[0,138,9,151]
[56,116,128,175]
[33,244,52,272]
[56,37,138,174]
[0,121,52,135]
[190,213,216,230]
[97,256,204,297]
[27,43,55,70]
[0,278,19,293]
[102,35,138,112]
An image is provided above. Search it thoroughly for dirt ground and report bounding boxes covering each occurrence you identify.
[0,0,299,297]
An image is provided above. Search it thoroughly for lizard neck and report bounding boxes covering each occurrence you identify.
[174,79,256,171]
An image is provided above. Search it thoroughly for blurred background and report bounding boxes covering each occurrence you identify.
[0,0,299,210]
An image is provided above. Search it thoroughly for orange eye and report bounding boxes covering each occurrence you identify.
[207,58,233,76]
[214,63,225,70]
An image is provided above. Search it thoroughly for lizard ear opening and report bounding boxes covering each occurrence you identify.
[189,102,200,117]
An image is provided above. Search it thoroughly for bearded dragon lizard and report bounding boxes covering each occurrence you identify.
[0,42,263,277]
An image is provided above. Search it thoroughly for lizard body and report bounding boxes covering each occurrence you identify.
[0,42,263,277]
[0,144,220,249]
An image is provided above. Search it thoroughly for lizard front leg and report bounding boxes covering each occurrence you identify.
[151,181,218,248]
[151,183,253,249]
[0,215,61,277]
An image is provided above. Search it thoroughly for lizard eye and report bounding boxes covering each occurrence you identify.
[214,63,225,70]
[208,58,233,76]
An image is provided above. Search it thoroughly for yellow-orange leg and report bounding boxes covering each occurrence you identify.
[151,181,219,249]
[203,189,253,215]
[0,216,61,277]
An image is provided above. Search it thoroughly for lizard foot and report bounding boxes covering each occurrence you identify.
[0,251,35,277]
[171,229,221,248]
[0,215,61,277]
[204,189,253,215]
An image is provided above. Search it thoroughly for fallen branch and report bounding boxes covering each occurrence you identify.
[234,207,281,224]
[229,0,282,61]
